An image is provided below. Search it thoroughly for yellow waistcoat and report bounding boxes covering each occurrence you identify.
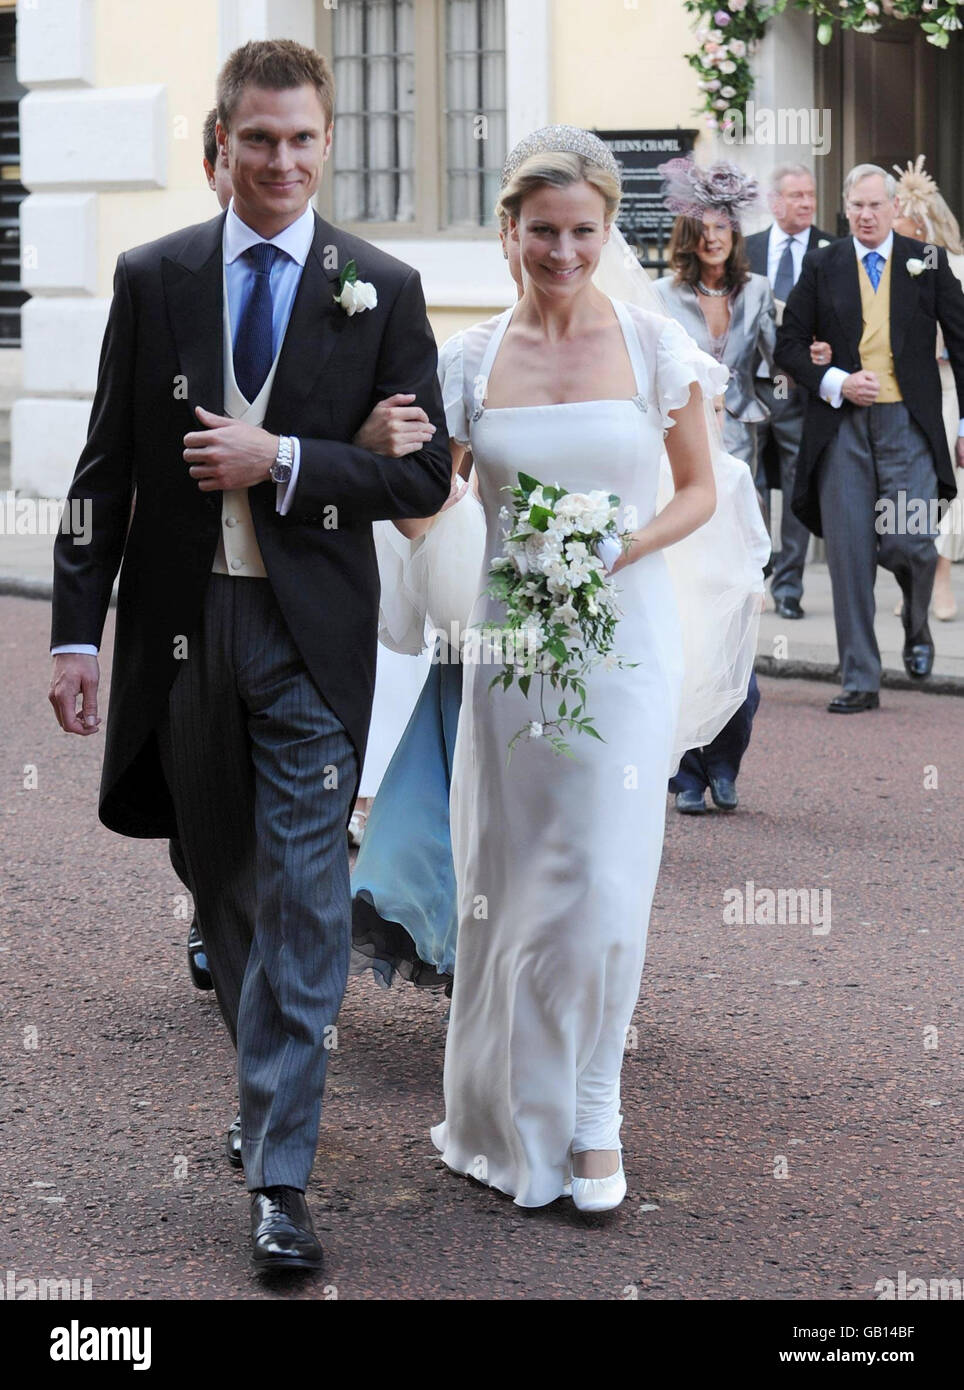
[858,252,902,403]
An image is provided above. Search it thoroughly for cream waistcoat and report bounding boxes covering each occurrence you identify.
[212,273,284,578]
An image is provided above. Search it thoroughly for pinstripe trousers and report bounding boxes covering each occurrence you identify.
[156,573,358,1190]
[817,401,938,692]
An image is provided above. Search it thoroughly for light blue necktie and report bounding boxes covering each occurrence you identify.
[233,242,279,401]
[863,250,883,292]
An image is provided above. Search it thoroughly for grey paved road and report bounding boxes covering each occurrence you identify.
[1,595,960,1300]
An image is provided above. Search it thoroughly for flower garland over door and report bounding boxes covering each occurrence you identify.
[685,1,962,130]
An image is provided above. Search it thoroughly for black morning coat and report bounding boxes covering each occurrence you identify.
[51,210,452,837]
[744,223,835,493]
[774,230,964,537]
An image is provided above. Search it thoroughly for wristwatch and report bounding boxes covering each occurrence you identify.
[270,435,293,485]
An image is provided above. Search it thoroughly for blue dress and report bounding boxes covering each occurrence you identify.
[350,639,463,990]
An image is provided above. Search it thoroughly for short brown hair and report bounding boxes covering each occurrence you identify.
[216,39,335,132]
[667,213,750,293]
[202,107,218,166]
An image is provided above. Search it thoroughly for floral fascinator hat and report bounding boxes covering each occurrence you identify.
[657,157,759,227]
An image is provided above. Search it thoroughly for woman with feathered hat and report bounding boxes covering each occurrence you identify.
[654,158,774,815]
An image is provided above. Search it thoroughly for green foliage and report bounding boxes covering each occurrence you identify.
[685,1,959,127]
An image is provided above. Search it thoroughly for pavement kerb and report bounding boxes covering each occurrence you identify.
[8,571,964,697]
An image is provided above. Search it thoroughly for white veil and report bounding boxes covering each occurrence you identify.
[596,224,769,764]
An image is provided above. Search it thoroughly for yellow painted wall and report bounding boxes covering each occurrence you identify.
[551,0,709,151]
[428,307,502,346]
[94,0,219,293]
[85,0,712,302]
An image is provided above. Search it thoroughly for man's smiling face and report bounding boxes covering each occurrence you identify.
[219,83,332,237]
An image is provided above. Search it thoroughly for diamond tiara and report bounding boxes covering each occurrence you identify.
[500,125,622,189]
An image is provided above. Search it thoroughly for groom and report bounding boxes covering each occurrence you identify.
[48,38,451,1271]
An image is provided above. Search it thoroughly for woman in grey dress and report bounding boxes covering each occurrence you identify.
[653,159,776,475]
[654,160,773,815]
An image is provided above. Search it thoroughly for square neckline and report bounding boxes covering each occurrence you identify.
[477,294,647,415]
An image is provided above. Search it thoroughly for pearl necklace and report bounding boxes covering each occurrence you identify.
[696,280,729,297]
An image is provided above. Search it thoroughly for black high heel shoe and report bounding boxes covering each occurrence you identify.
[187,918,213,991]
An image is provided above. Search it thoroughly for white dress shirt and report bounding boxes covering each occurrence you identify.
[757,225,813,377]
[223,197,313,514]
[768,224,811,288]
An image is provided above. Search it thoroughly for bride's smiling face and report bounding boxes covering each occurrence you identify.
[511,181,610,296]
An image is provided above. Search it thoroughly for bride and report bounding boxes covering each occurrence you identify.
[420,129,742,1211]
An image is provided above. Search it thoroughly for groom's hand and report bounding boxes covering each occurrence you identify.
[184,406,277,490]
[49,653,101,736]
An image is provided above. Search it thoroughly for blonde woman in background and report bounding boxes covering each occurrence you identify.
[894,157,964,620]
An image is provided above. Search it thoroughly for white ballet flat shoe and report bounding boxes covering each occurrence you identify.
[571,1159,626,1213]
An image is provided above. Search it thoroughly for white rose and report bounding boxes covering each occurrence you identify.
[556,492,591,518]
[336,278,378,315]
[529,721,543,739]
[906,258,926,277]
[353,279,378,310]
[818,238,830,248]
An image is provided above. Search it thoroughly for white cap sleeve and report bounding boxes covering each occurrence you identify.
[655,317,729,430]
[437,331,470,446]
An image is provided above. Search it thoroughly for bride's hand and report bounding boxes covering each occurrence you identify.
[438,474,468,513]
[608,534,645,575]
[353,393,437,457]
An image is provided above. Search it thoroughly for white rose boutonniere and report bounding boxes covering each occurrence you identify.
[334,259,378,315]
[817,238,830,248]
[906,258,927,278]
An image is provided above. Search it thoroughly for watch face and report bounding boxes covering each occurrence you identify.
[271,462,292,484]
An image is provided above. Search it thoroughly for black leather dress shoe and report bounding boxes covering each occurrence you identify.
[827,690,880,713]
[708,776,738,810]
[902,640,934,680]
[187,918,213,991]
[674,789,706,814]
[225,1114,243,1169]
[773,596,804,620]
[251,1187,324,1272]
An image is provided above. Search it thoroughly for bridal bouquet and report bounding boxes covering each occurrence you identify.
[482,472,636,759]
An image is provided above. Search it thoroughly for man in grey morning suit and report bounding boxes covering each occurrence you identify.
[776,164,964,713]
[745,164,835,620]
[47,41,451,1273]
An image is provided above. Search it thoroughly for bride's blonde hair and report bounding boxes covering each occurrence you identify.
[496,151,621,225]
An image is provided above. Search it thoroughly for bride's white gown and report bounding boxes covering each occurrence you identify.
[430,296,729,1206]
